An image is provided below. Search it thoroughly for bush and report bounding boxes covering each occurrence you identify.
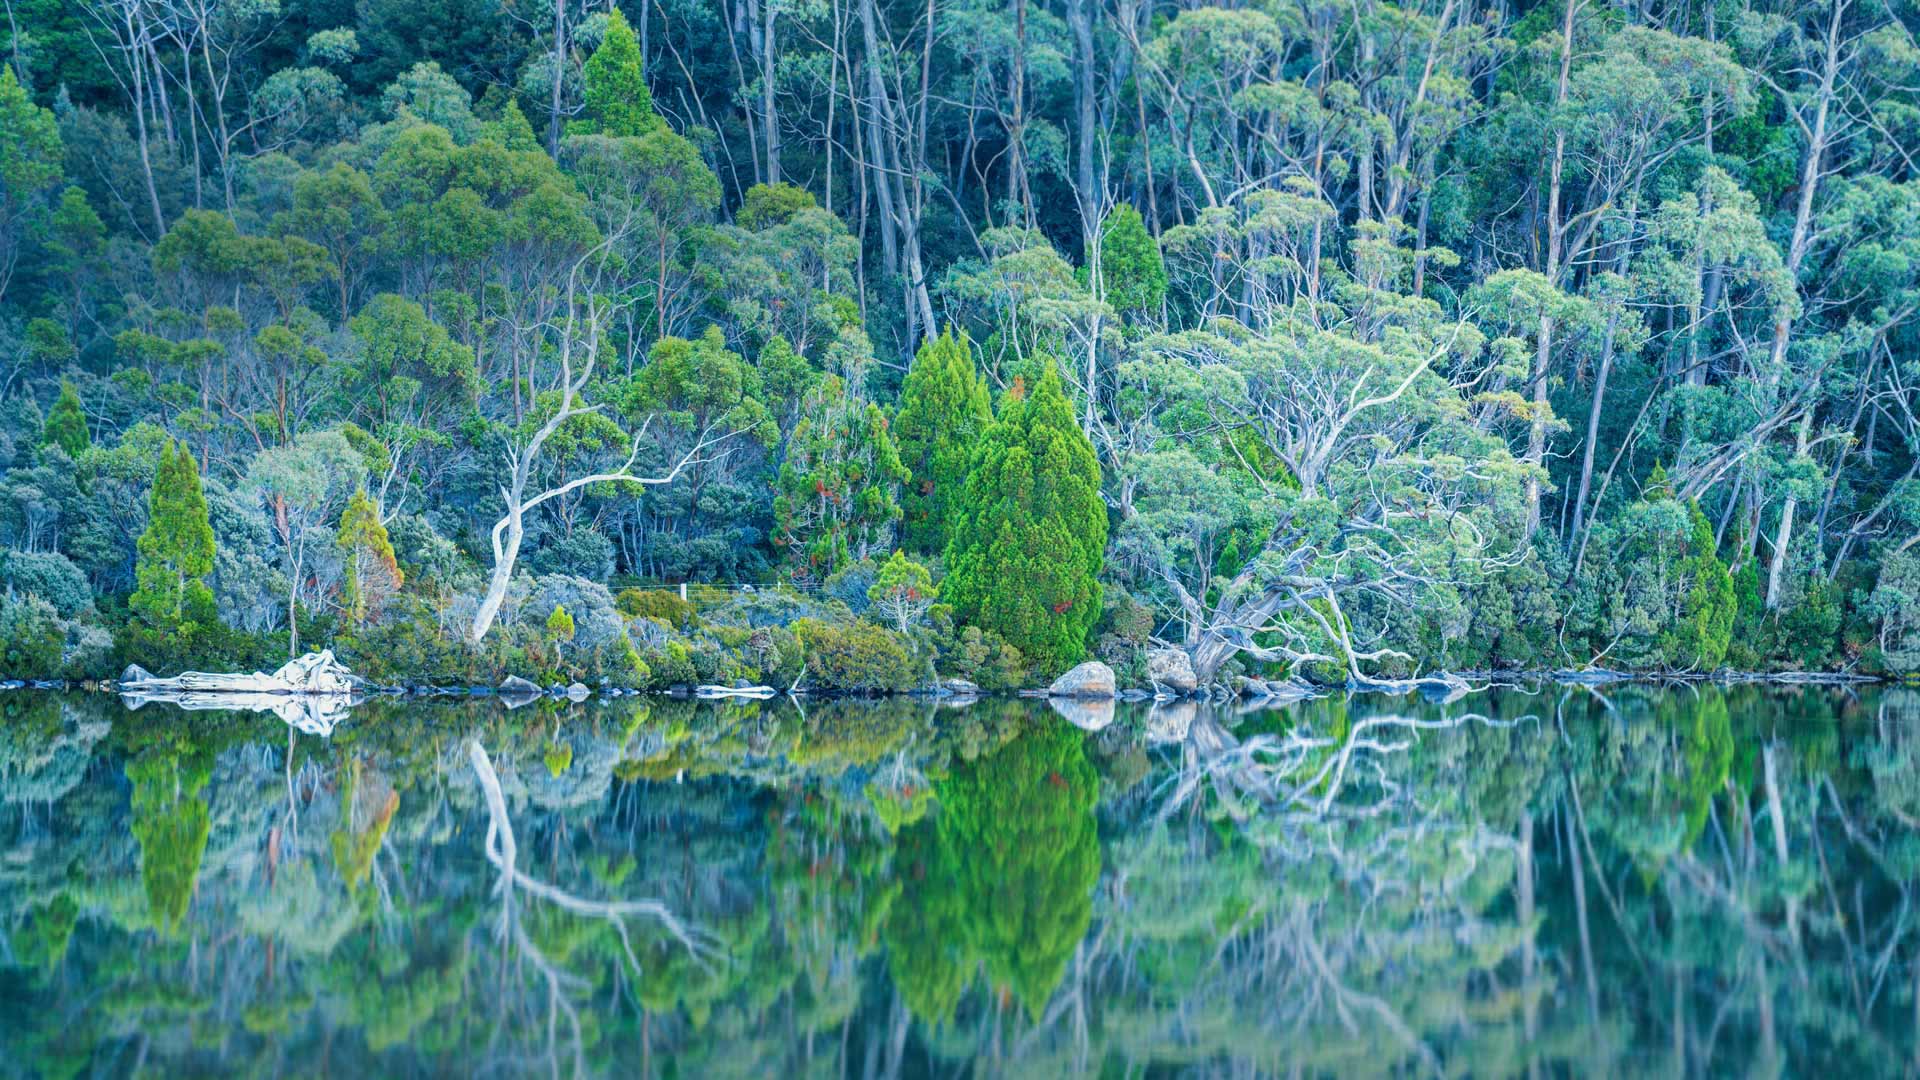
[530,528,615,580]
[794,618,924,692]
[0,550,91,617]
[1091,588,1153,683]
[742,624,804,686]
[523,575,622,650]
[388,513,474,590]
[0,593,62,676]
[640,641,698,689]
[823,558,880,615]
[928,604,1026,690]
[616,587,695,628]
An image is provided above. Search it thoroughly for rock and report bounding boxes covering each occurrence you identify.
[499,675,542,695]
[28,680,64,690]
[941,677,982,696]
[1048,695,1115,731]
[0,679,25,690]
[1146,648,1199,694]
[1118,688,1151,701]
[1047,661,1117,699]
[119,664,155,687]
[566,682,590,701]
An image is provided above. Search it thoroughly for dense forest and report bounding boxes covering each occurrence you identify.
[0,0,1917,688]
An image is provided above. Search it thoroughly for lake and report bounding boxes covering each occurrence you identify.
[0,684,1915,1077]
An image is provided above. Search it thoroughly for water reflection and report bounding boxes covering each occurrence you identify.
[0,685,1915,1076]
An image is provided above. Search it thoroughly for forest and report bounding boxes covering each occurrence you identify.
[1,0,1918,688]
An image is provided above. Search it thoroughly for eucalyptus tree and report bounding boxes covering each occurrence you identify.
[1111,267,1513,684]
[465,240,730,644]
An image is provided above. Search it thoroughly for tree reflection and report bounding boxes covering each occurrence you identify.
[0,686,1913,1076]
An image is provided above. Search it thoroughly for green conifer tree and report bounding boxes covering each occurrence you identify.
[773,375,910,577]
[129,440,219,635]
[41,381,88,457]
[943,361,1108,675]
[1661,501,1736,671]
[1095,203,1167,322]
[578,9,663,138]
[895,329,992,554]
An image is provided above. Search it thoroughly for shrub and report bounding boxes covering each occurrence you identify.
[524,575,621,650]
[1,550,91,617]
[530,528,615,581]
[0,593,63,676]
[640,641,698,689]
[928,604,1026,690]
[388,513,474,590]
[794,618,923,692]
[616,587,695,628]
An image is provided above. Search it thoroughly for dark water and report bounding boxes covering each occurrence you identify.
[1,684,1917,1078]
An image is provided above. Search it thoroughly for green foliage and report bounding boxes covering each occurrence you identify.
[0,592,62,675]
[129,440,218,638]
[41,382,88,456]
[942,363,1107,676]
[893,329,992,554]
[576,9,663,138]
[866,550,936,634]
[793,618,922,692]
[1571,496,1735,672]
[337,488,402,625]
[1,549,91,617]
[1095,204,1167,320]
[616,588,695,628]
[773,376,910,578]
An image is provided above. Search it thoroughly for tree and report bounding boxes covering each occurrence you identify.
[575,9,663,138]
[943,362,1107,676]
[243,430,368,656]
[466,254,724,644]
[337,488,401,625]
[867,550,936,634]
[545,603,575,665]
[773,376,909,578]
[1096,204,1167,323]
[0,65,62,303]
[894,329,992,554]
[41,382,88,457]
[129,440,218,637]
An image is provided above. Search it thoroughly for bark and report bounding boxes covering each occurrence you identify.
[1525,0,1575,537]
[1764,3,1842,608]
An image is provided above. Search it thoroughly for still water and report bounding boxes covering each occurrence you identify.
[0,684,1916,1077]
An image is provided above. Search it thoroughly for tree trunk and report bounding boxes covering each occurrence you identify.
[470,507,524,644]
[1763,4,1840,608]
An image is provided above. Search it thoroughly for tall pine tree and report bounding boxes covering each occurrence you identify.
[576,9,664,138]
[41,381,88,456]
[894,329,991,554]
[130,440,218,635]
[943,360,1107,675]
